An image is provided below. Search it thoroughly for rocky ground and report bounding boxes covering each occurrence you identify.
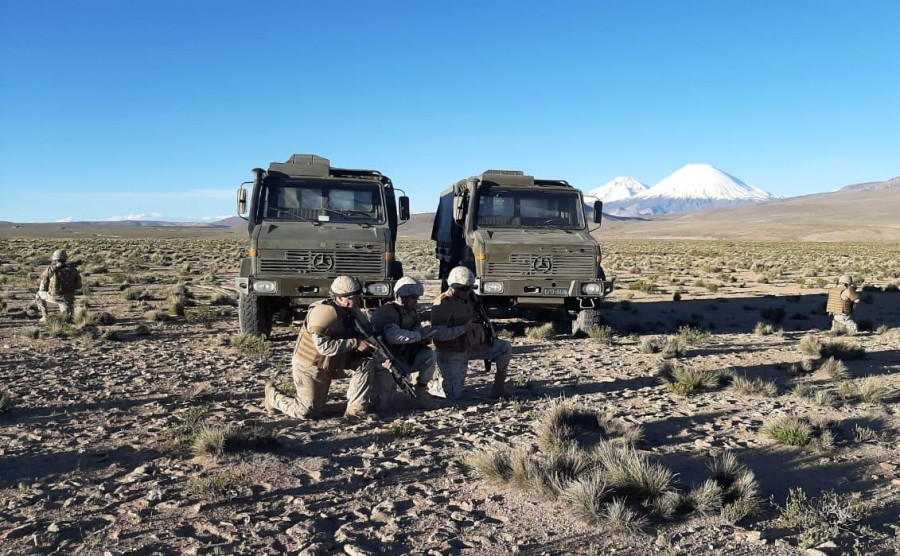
[1,237,900,555]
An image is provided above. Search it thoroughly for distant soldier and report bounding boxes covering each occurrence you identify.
[36,249,82,323]
[429,266,512,399]
[826,274,861,334]
[370,277,439,409]
[264,276,393,419]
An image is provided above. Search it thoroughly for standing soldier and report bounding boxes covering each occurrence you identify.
[429,266,512,400]
[370,276,439,409]
[826,274,861,334]
[37,249,82,323]
[264,276,393,419]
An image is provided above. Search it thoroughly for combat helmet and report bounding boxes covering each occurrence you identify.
[330,276,362,297]
[447,266,475,288]
[838,274,854,286]
[395,277,424,298]
[52,249,68,262]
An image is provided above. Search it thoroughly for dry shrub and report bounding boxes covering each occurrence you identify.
[526,323,555,340]
[730,374,778,397]
[818,357,849,380]
[638,336,662,354]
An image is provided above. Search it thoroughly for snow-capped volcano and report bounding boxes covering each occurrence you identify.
[637,164,773,201]
[604,164,776,217]
[586,176,648,203]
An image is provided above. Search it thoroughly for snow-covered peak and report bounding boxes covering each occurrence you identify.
[638,164,774,201]
[586,176,649,202]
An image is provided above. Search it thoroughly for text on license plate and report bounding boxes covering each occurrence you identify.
[542,288,569,296]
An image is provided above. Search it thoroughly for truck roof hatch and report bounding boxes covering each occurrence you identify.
[268,154,331,177]
[479,170,534,187]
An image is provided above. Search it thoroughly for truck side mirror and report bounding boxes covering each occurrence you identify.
[453,196,466,223]
[237,187,248,216]
[399,196,410,221]
[593,200,603,224]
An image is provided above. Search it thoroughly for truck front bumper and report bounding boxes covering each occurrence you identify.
[473,277,615,308]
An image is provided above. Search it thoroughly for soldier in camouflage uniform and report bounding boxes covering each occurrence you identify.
[370,277,439,409]
[36,249,82,323]
[826,274,861,334]
[429,266,512,400]
[264,276,393,419]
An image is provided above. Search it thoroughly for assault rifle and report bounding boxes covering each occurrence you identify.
[472,293,506,398]
[353,321,418,398]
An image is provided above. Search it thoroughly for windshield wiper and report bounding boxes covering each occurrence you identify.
[322,208,375,227]
[267,208,321,225]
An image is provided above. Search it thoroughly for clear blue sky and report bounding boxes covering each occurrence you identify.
[2,1,898,222]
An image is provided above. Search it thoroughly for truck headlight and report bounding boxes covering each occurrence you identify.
[581,283,601,295]
[252,280,277,294]
[481,281,504,294]
[367,282,390,296]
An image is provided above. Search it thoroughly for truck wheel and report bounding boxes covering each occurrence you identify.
[572,308,602,337]
[239,293,272,338]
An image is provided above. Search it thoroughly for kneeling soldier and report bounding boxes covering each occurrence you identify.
[370,277,439,409]
[264,275,393,419]
[826,274,860,334]
[429,266,512,400]
[37,249,82,323]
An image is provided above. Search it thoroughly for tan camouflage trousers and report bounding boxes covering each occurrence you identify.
[831,313,858,334]
[379,347,436,407]
[268,357,396,418]
[430,339,512,400]
[37,292,74,321]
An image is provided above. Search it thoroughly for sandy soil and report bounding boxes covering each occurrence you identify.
[1,236,899,555]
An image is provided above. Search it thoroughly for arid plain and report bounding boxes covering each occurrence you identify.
[2,224,900,555]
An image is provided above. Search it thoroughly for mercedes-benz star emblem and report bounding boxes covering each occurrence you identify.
[532,256,552,273]
[311,253,335,271]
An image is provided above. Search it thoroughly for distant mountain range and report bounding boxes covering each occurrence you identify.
[587,164,777,217]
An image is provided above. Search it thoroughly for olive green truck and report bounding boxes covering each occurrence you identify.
[235,154,409,337]
[431,169,614,335]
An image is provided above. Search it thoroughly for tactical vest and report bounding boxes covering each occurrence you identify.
[49,264,81,296]
[372,303,426,363]
[826,286,856,315]
[431,292,483,352]
[293,299,359,371]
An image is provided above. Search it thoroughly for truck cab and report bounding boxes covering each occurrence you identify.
[235,154,408,337]
[432,169,614,334]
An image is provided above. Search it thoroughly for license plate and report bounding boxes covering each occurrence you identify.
[542,287,568,296]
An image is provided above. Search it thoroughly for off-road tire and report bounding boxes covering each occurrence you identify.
[239,293,272,338]
[572,308,602,337]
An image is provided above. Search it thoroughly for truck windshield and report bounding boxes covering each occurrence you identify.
[261,179,385,224]
[474,189,586,230]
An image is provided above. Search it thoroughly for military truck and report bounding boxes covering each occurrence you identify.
[431,169,614,335]
[235,154,409,337]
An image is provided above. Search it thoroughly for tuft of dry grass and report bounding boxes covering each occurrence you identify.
[467,445,513,484]
[753,322,782,336]
[762,415,813,447]
[799,333,823,357]
[856,376,891,404]
[525,323,555,340]
[604,497,648,533]
[818,357,850,380]
[638,336,662,354]
[660,336,687,359]
[0,388,11,413]
[535,399,642,453]
[560,470,609,523]
[730,373,778,397]
[657,363,731,396]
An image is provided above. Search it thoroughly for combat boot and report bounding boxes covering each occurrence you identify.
[263,382,277,415]
[412,385,440,410]
[490,370,508,399]
[344,405,378,420]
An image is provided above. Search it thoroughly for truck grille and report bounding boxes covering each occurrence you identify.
[259,249,385,275]
[486,253,595,277]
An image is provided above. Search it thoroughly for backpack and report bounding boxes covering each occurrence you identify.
[50,265,81,295]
